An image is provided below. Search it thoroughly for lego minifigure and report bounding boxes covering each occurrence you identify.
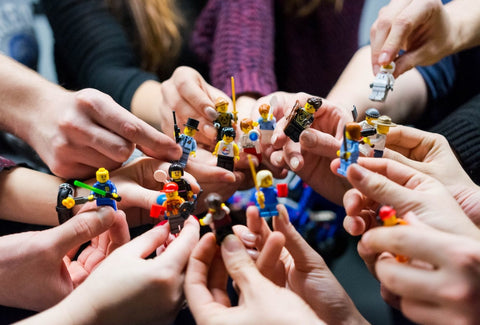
[199,192,233,245]
[174,116,199,168]
[86,167,120,210]
[283,97,322,142]
[369,62,395,102]
[239,118,262,163]
[213,97,237,141]
[371,115,397,158]
[255,170,288,218]
[358,108,380,156]
[378,205,408,263]
[337,123,362,177]
[166,162,194,201]
[257,103,276,145]
[150,182,194,235]
[212,127,240,171]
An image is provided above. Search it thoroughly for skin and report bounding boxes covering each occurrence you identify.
[18,217,200,325]
[371,0,480,77]
[233,205,368,325]
[360,214,480,325]
[184,232,324,325]
[0,54,181,179]
[0,207,129,311]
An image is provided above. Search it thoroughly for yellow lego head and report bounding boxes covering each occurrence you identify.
[258,104,270,120]
[374,115,397,135]
[215,97,228,113]
[171,170,182,180]
[256,170,273,188]
[96,167,109,182]
[184,126,197,137]
[240,118,254,133]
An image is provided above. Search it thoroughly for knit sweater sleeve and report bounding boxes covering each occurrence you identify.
[41,0,158,110]
[429,93,480,185]
[191,0,276,97]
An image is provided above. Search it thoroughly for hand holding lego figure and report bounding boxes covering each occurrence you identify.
[21,217,199,325]
[370,0,480,77]
[0,207,129,311]
[184,232,325,325]
[333,158,480,241]
[231,204,367,325]
[359,212,480,325]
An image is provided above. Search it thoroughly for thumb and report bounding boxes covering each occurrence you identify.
[221,234,266,299]
[54,207,116,255]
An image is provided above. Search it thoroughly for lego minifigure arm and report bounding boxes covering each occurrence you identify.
[212,142,220,156]
[233,143,240,161]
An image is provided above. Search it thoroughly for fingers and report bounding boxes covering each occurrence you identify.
[76,89,181,162]
[256,231,286,286]
[299,128,341,158]
[246,206,272,251]
[54,207,117,256]
[220,234,265,300]
[185,233,227,318]
[118,222,171,257]
[156,216,200,271]
[105,210,130,254]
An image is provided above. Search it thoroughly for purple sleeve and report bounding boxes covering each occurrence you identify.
[191,0,276,97]
[0,156,16,171]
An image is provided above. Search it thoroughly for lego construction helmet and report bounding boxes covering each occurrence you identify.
[163,182,179,193]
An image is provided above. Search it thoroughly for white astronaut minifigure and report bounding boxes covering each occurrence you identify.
[369,62,395,102]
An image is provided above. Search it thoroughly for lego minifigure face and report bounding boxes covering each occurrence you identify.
[222,135,234,143]
[260,111,269,120]
[377,125,389,134]
[304,103,316,114]
[365,116,377,125]
[96,168,109,182]
[260,175,273,188]
[170,170,182,180]
[241,124,253,133]
[166,191,178,199]
[184,126,197,137]
[216,103,228,113]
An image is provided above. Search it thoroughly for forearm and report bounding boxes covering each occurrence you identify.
[327,46,428,123]
[0,167,64,225]
[130,80,163,131]
[0,55,65,139]
[446,0,480,53]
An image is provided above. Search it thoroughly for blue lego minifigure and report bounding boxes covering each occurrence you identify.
[88,167,119,210]
[255,170,288,218]
[176,117,199,168]
[257,103,276,145]
[337,123,362,177]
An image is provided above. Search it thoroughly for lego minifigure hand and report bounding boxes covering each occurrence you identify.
[87,194,95,201]
[190,150,196,158]
[184,233,325,325]
[235,205,367,325]
[370,0,475,77]
[334,159,480,241]
[359,213,480,325]
[0,207,129,312]
[21,217,199,325]
[112,193,119,199]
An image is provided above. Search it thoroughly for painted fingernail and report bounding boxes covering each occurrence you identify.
[300,130,315,147]
[241,232,257,246]
[290,157,299,170]
[205,106,218,120]
[246,249,259,260]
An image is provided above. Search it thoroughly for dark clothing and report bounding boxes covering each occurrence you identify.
[41,0,207,110]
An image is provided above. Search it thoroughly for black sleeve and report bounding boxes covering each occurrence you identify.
[41,0,158,110]
[429,93,480,185]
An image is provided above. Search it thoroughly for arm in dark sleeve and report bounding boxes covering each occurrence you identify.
[41,0,158,110]
[191,0,276,97]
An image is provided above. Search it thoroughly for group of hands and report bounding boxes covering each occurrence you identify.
[9,0,480,323]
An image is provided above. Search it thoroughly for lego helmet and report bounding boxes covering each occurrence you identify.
[163,182,179,193]
[168,162,184,176]
[380,61,396,73]
[365,108,380,118]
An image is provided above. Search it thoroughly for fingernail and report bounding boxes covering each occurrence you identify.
[246,249,259,260]
[379,52,389,64]
[241,232,257,246]
[273,153,283,166]
[290,157,299,170]
[223,234,242,252]
[221,172,236,183]
[205,106,218,120]
[348,163,368,181]
[300,130,315,147]
[203,124,217,138]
